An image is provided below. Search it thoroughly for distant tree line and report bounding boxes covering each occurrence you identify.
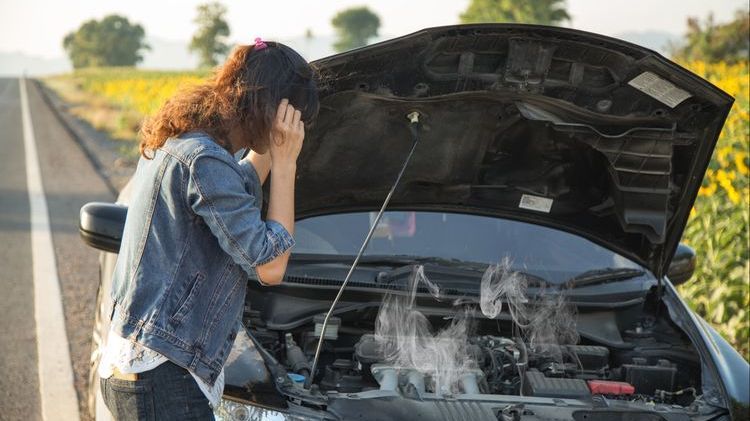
[669,10,749,64]
[63,15,149,68]
[62,2,230,70]
[331,7,381,52]
[189,2,231,68]
[460,0,570,25]
[61,1,748,70]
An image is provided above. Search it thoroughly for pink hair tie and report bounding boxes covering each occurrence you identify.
[254,37,268,51]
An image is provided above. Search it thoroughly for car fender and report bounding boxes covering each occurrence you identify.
[662,278,749,420]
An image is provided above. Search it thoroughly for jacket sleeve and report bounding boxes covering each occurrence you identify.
[186,153,295,277]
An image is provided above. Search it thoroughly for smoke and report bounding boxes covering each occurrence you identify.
[374,265,475,395]
[373,259,579,395]
[479,258,579,361]
[408,265,440,306]
[479,256,528,321]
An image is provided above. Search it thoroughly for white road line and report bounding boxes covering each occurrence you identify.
[20,77,81,421]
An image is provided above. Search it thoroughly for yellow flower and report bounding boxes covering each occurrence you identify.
[715,170,741,204]
[736,152,749,176]
[717,146,732,168]
[699,183,717,196]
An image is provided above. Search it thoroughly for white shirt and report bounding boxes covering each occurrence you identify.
[98,330,224,408]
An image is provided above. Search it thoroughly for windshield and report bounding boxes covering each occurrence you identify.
[294,211,645,284]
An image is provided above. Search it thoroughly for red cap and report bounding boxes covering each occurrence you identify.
[587,380,635,395]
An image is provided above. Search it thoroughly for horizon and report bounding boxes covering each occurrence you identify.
[0,0,747,75]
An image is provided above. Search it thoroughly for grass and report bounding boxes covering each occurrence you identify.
[677,60,749,360]
[44,68,209,159]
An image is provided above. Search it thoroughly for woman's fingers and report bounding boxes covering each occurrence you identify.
[276,98,289,123]
[284,103,295,126]
[271,99,305,159]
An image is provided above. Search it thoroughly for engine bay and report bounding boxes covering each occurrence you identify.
[240,265,705,417]
[246,315,702,405]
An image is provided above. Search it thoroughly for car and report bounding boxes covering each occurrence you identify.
[79,24,749,421]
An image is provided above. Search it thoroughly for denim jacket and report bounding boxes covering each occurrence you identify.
[109,131,294,386]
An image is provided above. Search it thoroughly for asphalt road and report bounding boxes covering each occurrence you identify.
[0,78,116,421]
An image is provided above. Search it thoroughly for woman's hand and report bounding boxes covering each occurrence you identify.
[269,98,304,170]
[255,99,302,285]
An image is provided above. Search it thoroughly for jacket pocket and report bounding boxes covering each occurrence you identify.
[168,272,206,326]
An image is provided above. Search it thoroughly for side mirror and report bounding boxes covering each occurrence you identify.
[667,243,696,286]
[79,202,127,253]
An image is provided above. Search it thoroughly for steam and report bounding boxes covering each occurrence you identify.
[375,266,474,395]
[479,256,528,321]
[480,258,579,361]
[373,259,579,395]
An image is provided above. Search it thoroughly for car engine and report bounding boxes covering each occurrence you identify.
[241,262,705,414]
[245,310,701,408]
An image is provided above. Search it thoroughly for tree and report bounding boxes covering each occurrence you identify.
[63,15,149,69]
[669,10,749,63]
[189,2,231,68]
[460,0,570,25]
[331,7,380,52]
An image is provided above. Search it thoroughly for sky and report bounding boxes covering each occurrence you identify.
[0,0,747,59]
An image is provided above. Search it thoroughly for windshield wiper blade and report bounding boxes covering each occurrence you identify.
[565,268,646,288]
[377,261,550,290]
[291,253,488,269]
[292,253,554,288]
[290,253,416,266]
[375,262,487,284]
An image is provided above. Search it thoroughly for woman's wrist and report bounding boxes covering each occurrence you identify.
[247,151,272,184]
[271,160,297,174]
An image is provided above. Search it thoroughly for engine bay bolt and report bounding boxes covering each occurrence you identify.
[596,99,613,112]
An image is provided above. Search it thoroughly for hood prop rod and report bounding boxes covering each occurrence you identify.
[304,111,422,390]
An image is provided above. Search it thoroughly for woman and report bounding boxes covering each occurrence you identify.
[98,38,319,420]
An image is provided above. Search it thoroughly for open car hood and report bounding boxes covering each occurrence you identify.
[293,24,733,276]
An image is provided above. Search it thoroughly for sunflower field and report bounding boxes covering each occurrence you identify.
[44,60,750,359]
[73,68,209,116]
[678,60,749,360]
[44,68,209,156]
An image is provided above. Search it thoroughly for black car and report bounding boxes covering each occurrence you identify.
[80,24,749,421]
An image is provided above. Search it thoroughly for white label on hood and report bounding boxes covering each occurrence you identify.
[628,71,692,108]
[519,194,553,213]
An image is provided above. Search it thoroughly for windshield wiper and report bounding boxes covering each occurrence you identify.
[290,253,490,270]
[291,254,490,281]
[565,267,646,288]
[292,253,557,286]
[291,253,417,266]
[375,261,487,283]
[376,261,550,292]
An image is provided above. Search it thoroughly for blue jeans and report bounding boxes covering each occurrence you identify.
[100,361,214,420]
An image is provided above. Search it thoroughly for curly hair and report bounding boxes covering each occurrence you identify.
[139,42,319,158]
